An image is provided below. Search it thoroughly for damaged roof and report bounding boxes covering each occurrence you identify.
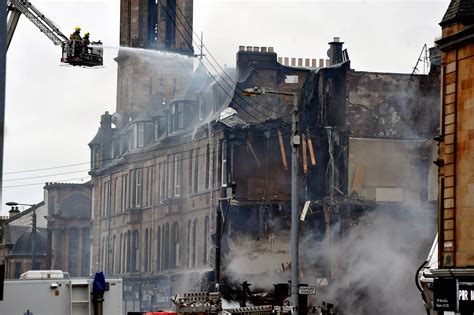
[440,0,474,26]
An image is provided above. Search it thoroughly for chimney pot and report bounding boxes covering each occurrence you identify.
[311,59,316,68]
[268,47,274,53]
[253,46,259,52]
[333,37,340,42]
[319,59,324,67]
[239,46,245,51]
[326,59,331,67]
[291,58,296,66]
[246,46,252,51]
[305,59,310,67]
[298,58,303,67]
[284,57,289,66]
[261,47,267,53]
[278,57,283,63]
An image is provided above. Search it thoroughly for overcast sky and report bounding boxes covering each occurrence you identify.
[2,0,448,214]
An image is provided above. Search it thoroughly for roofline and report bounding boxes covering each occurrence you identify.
[6,201,45,224]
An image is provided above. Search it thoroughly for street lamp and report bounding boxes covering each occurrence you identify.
[6,201,37,270]
[243,78,300,313]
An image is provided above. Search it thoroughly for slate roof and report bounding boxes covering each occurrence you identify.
[441,0,474,26]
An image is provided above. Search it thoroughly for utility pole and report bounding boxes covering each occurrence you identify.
[290,91,300,313]
[0,0,6,205]
[242,80,300,313]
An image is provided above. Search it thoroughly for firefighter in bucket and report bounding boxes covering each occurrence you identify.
[69,26,83,59]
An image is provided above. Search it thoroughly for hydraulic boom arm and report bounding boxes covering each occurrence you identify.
[6,0,68,51]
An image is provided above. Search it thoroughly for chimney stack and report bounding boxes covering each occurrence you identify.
[9,206,20,219]
[327,37,344,66]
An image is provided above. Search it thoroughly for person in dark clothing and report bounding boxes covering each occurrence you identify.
[83,32,90,47]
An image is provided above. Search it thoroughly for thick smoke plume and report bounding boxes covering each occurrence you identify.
[307,205,435,314]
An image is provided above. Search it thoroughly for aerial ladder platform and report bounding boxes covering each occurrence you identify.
[6,0,103,67]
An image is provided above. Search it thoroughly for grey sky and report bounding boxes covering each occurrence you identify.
[2,0,448,214]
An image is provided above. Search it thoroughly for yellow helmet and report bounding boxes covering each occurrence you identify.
[75,26,81,32]
[84,32,90,37]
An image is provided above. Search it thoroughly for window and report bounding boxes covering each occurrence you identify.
[112,235,116,274]
[114,178,119,214]
[174,154,181,197]
[187,220,191,267]
[192,219,197,267]
[171,222,180,268]
[103,180,111,217]
[156,227,161,271]
[205,144,210,190]
[164,223,170,270]
[147,166,153,206]
[14,263,21,279]
[221,140,227,186]
[159,162,166,202]
[121,174,129,211]
[119,234,123,274]
[204,216,209,265]
[137,122,145,147]
[144,229,149,272]
[132,230,140,272]
[167,156,174,198]
[132,169,142,208]
[192,149,199,193]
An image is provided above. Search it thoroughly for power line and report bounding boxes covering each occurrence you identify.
[3,177,90,189]
[173,3,284,115]
[3,113,292,177]
[3,127,295,188]
[157,0,276,123]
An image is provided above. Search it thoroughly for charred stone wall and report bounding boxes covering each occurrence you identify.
[347,71,440,139]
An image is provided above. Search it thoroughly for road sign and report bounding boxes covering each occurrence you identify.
[298,286,316,295]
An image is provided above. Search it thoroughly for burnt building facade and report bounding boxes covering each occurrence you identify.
[89,1,440,313]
